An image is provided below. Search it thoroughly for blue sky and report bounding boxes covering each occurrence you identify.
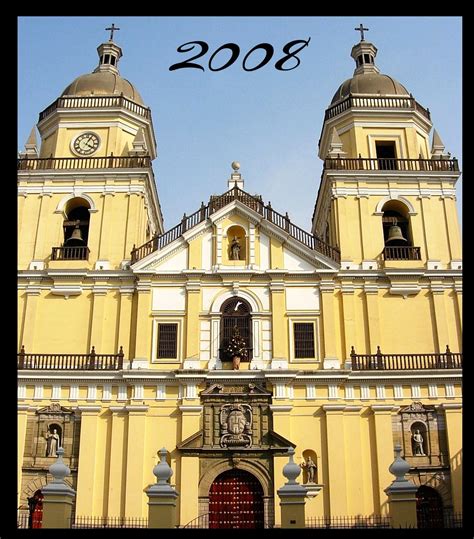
[18,16,462,233]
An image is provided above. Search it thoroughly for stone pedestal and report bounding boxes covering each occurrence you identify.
[277,448,309,528]
[41,447,76,528]
[385,444,418,528]
[146,448,180,528]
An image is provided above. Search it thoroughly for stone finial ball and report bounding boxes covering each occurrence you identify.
[231,161,240,171]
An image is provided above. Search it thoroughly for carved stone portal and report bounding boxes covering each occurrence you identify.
[220,404,252,448]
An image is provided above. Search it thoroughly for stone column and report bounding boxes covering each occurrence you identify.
[41,448,76,528]
[277,448,311,528]
[146,448,179,528]
[384,445,418,528]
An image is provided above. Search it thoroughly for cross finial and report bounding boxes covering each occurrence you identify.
[355,23,369,41]
[105,23,120,42]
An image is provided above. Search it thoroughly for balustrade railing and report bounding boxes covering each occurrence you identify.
[18,155,151,171]
[39,94,151,121]
[350,346,462,370]
[51,246,90,260]
[324,94,430,121]
[383,246,421,261]
[131,186,340,264]
[17,346,124,370]
[324,157,459,172]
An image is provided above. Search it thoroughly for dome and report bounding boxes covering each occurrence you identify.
[331,72,409,104]
[61,71,144,105]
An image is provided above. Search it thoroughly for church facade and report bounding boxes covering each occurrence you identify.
[17,30,462,528]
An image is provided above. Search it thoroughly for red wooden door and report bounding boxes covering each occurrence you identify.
[209,469,264,528]
[28,491,43,528]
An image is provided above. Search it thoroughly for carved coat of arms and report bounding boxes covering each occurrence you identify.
[220,404,252,448]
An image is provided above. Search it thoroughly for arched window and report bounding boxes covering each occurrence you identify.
[53,197,91,260]
[219,297,252,362]
[381,200,420,260]
[416,486,444,528]
[63,199,90,246]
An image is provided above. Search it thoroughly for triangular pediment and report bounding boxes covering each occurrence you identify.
[132,187,340,272]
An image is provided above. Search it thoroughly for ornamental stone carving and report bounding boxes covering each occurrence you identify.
[220,404,252,448]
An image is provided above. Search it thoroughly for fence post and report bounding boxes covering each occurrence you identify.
[350,346,356,369]
[277,448,308,528]
[118,346,124,369]
[445,345,452,368]
[384,444,418,528]
[41,447,76,528]
[88,346,96,370]
[146,448,179,528]
[18,345,25,369]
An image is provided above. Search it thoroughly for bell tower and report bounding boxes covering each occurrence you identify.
[312,29,462,272]
[18,28,164,273]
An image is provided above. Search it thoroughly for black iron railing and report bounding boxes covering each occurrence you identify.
[306,515,391,529]
[383,246,421,261]
[18,155,151,171]
[51,246,90,260]
[131,186,340,264]
[17,346,124,370]
[350,346,462,371]
[324,157,459,172]
[71,516,148,528]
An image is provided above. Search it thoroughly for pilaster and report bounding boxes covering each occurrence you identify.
[124,405,149,517]
[75,406,101,516]
[323,405,347,514]
[442,403,462,512]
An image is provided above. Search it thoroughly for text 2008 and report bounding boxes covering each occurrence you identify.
[169,38,311,72]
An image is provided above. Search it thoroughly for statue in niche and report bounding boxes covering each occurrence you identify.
[301,456,317,483]
[230,236,241,260]
[412,429,425,456]
[45,428,60,457]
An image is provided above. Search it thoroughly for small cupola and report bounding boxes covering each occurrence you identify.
[351,25,380,75]
[93,23,122,75]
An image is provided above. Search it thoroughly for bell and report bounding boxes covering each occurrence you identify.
[385,224,407,244]
[65,225,85,246]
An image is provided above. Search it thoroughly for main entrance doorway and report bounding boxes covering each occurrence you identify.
[209,469,264,528]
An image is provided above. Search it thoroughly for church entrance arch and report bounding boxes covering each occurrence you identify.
[209,469,264,528]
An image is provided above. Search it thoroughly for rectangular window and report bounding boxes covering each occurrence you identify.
[157,323,178,359]
[294,323,315,359]
[375,141,397,170]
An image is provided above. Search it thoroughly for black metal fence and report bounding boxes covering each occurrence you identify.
[306,515,391,528]
[71,516,148,528]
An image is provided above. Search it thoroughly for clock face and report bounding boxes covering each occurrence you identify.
[72,132,100,156]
